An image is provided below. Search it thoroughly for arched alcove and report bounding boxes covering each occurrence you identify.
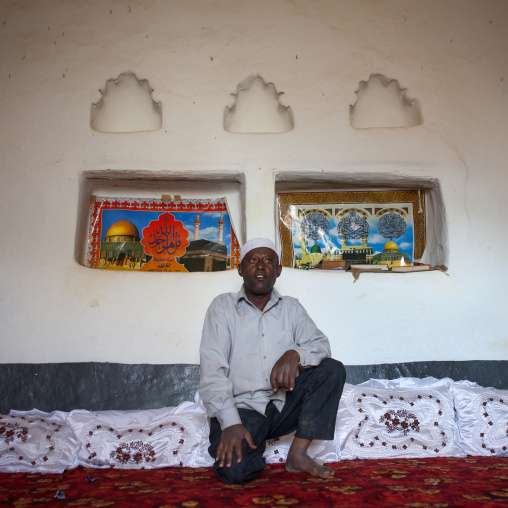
[91,72,162,133]
[224,75,294,133]
[350,74,423,129]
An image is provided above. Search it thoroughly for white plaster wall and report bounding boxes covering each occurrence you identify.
[1,0,507,366]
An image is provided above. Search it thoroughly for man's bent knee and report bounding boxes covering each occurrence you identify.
[213,452,266,484]
[320,358,346,386]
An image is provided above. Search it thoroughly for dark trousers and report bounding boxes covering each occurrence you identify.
[208,358,346,484]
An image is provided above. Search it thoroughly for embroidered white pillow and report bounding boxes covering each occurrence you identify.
[264,431,337,464]
[359,376,456,390]
[80,407,174,428]
[0,410,79,473]
[176,395,214,467]
[67,403,207,469]
[451,383,508,456]
[336,383,463,460]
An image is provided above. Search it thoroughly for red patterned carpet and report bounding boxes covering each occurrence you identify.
[0,457,507,507]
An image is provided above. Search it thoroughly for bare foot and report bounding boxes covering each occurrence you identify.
[286,450,334,478]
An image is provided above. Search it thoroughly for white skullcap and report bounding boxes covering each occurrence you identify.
[240,238,278,263]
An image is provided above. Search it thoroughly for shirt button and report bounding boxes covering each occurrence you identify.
[262,333,265,337]
[263,356,267,359]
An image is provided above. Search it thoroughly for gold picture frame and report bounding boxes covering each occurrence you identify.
[278,190,425,269]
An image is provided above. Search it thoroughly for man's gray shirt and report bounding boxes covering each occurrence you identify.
[198,286,331,430]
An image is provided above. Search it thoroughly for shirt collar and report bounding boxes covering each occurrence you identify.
[236,285,283,308]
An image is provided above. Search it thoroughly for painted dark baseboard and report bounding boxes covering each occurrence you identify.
[1,360,506,413]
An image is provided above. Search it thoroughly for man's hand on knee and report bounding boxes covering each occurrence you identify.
[270,350,300,392]
[216,424,256,468]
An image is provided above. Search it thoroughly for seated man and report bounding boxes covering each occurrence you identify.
[199,238,346,484]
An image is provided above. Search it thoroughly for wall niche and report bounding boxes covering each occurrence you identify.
[275,171,447,269]
[224,75,294,134]
[350,74,423,129]
[75,170,245,267]
[91,72,162,133]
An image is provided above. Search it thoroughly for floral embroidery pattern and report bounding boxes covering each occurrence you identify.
[479,396,508,454]
[1,457,508,506]
[110,441,156,465]
[0,421,28,445]
[265,438,285,462]
[379,410,420,436]
[339,386,457,458]
[73,416,195,469]
[0,415,72,471]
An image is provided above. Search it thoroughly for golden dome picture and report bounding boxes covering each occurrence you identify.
[383,241,399,252]
[87,197,238,272]
[105,218,140,242]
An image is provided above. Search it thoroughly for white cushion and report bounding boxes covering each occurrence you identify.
[67,402,208,469]
[451,383,508,457]
[80,407,173,428]
[359,376,456,390]
[336,383,463,460]
[0,410,79,473]
[176,396,214,467]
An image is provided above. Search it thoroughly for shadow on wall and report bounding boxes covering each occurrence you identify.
[224,75,294,134]
[350,74,423,129]
[91,72,162,133]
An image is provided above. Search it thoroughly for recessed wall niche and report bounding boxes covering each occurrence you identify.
[75,170,245,266]
[275,172,447,268]
[350,74,423,129]
[224,75,294,133]
[90,72,162,133]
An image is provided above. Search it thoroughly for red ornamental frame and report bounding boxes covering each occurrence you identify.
[85,196,240,271]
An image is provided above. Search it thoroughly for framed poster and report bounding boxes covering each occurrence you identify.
[278,190,425,269]
[85,196,240,272]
